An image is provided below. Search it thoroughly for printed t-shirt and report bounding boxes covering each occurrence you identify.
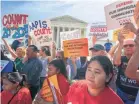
[116,56,139,97]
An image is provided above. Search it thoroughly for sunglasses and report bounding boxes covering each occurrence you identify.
[123,44,134,48]
[56,56,62,59]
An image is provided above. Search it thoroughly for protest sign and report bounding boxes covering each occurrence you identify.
[60,29,81,50]
[105,0,137,30]
[87,23,108,48]
[2,14,29,46]
[63,38,88,57]
[29,20,52,47]
[89,24,108,40]
[113,29,134,41]
[0,60,9,72]
[41,74,60,102]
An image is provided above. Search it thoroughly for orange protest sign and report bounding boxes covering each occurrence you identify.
[40,74,60,102]
[40,78,54,102]
[63,38,88,57]
[113,29,134,41]
[48,74,60,91]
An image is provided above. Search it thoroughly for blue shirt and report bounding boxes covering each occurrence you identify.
[22,57,43,86]
[40,57,48,77]
[104,42,113,52]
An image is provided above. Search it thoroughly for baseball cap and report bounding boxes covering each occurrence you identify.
[89,44,105,51]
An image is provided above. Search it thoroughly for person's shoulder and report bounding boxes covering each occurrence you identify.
[1,90,9,95]
[70,80,87,91]
[35,58,43,65]
[19,87,30,93]
[105,87,124,104]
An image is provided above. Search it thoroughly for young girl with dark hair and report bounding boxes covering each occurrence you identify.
[67,56,124,104]
[1,72,32,104]
[33,59,70,104]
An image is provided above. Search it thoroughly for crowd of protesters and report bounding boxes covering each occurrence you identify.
[1,1,139,103]
[1,22,139,104]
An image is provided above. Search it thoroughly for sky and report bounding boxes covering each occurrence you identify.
[1,0,118,23]
[1,0,119,45]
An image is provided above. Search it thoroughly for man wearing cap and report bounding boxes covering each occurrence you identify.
[22,45,43,100]
[113,33,139,104]
[89,44,111,58]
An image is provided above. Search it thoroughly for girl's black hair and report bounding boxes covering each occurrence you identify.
[49,59,67,78]
[41,46,51,56]
[88,56,114,85]
[7,72,27,86]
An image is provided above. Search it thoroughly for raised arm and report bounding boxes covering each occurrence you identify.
[51,42,56,60]
[125,34,139,81]
[2,38,17,59]
[108,43,119,58]
[113,32,124,66]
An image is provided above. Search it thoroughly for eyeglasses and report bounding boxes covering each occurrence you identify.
[123,44,134,48]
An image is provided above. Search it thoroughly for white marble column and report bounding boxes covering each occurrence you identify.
[63,27,66,32]
[56,27,60,49]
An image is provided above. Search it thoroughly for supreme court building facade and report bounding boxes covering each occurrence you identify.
[50,15,88,49]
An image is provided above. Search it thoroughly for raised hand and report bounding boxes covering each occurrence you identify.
[118,31,125,44]
[123,22,137,34]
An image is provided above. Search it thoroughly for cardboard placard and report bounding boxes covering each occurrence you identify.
[29,20,52,47]
[105,0,137,30]
[2,14,29,46]
[60,29,81,50]
[63,38,88,57]
[113,29,134,41]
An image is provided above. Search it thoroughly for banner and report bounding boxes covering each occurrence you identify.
[2,14,29,46]
[0,60,9,72]
[63,38,88,57]
[29,20,52,47]
[60,29,81,49]
[105,0,137,30]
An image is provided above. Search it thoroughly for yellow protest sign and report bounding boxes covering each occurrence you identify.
[48,74,60,91]
[113,29,134,41]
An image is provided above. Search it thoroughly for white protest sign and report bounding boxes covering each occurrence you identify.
[2,14,29,46]
[0,60,9,72]
[29,20,52,47]
[60,29,81,50]
[105,0,137,30]
[87,23,108,48]
[89,24,108,40]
